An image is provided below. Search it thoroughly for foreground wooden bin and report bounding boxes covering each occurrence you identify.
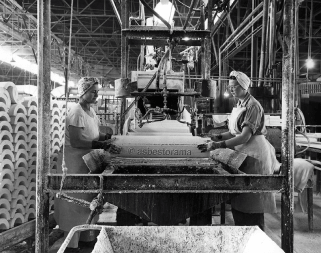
[58,225,284,253]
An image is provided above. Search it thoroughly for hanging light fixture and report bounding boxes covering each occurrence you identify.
[306,57,314,69]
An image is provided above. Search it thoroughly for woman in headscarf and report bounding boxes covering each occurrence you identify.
[197,71,280,231]
[54,77,120,252]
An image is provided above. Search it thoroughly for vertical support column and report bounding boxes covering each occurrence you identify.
[281,0,296,252]
[120,0,129,134]
[294,0,300,108]
[36,0,51,252]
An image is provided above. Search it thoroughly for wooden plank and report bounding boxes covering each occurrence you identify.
[47,174,285,193]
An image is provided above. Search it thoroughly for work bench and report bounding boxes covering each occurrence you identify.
[47,157,285,225]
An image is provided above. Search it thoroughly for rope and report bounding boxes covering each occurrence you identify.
[58,0,74,197]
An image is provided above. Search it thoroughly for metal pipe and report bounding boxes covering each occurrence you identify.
[183,0,198,30]
[220,2,263,50]
[269,0,276,78]
[36,0,51,252]
[220,13,263,54]
[108,0,122,26]
[251,0,258,84]
[264,9,270,78]
[258,0,269,87]
[281,0,296,252]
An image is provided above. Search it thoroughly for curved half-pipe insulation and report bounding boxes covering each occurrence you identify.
[51,114,61,125]
[27,106,37,116]
[12,122,28,134]
[0,179,13,192]
[0,102,9,112]
[10,113,28,125]
[50,124,60,133]
[14,140,29,153]
[0,188,12,202]
[0,82,19,104]
[13,176,28,189]
[28,140,37,151]
[24,208,35,222]
[0,159,14,172]
[28,149,37,159]
[27,182,36,194]
[0,198,10,210]
[28,159,36,169]
[10,195,27,209]
[8,103,27,116]
[0,87,11,111]
[0,169,14,182]
[0,111,10,121]
[27,114,37,126]
[9,213,24,228]
[27,192,35,203]
[27,167,36,179]
[26,200,36,211]
[27,131,37,143]
[0,130,13,143]
[52,107,60,117]
[0,208,11,220]
[0,149,15,162]
[51,130,61,141]
[12,185,28,198]
[15,149,29,162]
[12,131,28,143]
[14,167,28,180]
[27,122,37,133]
[27,175,36,185]
[0,218,10,230]
[0,121,13,133]
[10,204,26,219]
[22,97,37,108]
[14,158,28,170]
[0,140,14,152]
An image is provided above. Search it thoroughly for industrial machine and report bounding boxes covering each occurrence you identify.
[47,1,290,252]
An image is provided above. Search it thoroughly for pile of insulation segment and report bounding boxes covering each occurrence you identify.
[0,82,68,231]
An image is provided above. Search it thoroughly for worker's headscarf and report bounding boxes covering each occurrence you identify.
[77,77,99,97]
[229,71,251,90]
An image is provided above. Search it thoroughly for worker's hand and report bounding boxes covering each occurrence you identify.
[108,144,122,154]
[92,137,119,152]
[197,140,226,152]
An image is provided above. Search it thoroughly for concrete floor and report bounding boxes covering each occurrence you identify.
[3,193,321,253]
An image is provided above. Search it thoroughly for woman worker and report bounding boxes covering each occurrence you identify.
[197,71,280,231]
[54,77,120,252]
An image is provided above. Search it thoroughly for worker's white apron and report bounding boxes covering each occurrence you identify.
[228,106,279,213]
[54,146,99,231]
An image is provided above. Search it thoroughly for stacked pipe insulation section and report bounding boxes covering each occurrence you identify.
[49,100,70,212]
[0,82,67,231]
